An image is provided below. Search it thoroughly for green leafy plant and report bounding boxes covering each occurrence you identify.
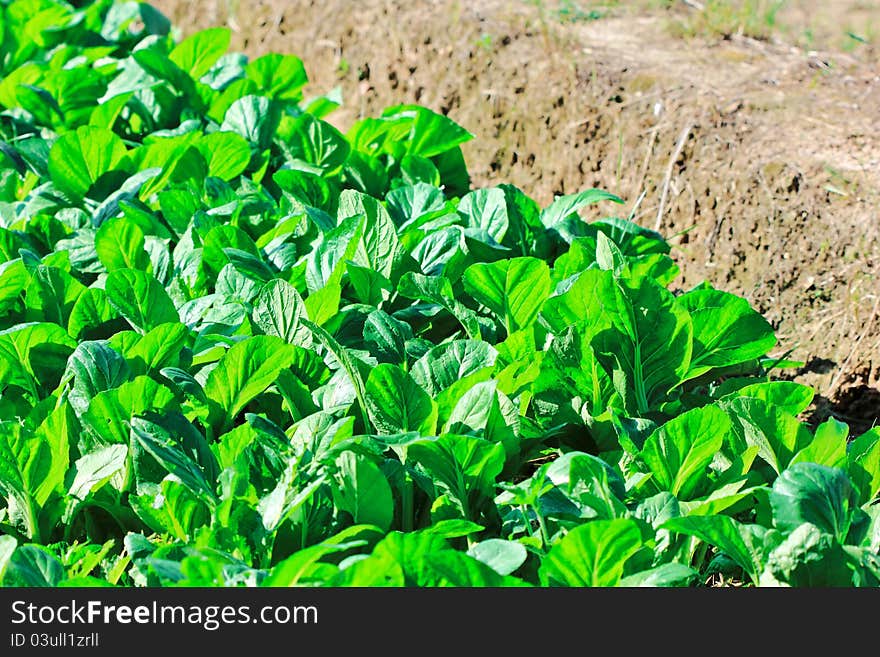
[0,0,877,589]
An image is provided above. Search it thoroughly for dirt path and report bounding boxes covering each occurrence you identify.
[154,0,880,432]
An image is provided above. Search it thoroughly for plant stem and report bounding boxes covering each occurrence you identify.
[693,540,709,574]
[535,505,551,548]
[520,505,534,537]
[402,471,414,532]
[300,508,309,551]
[24,496,40,544]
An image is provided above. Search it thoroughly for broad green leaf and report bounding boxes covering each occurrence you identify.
[595,231,626,275]
[122,322,189,376]
[662,515,765,584]
[493,183,541,253]
[47,126,128,202]
[539,518,643,587]
[32,402,72,499]
[105,269,178,333]
[347,262,392,306]
[463,256,550,333]
[262,541,352,587]
[593,279,693,415]
[408,434,505,520]
[304,282,341,325]
[65,341,131,415]
[278,113,350,174]
[847,427,880,506]
[332,452,394,531]
[369,529,448,578]
[345,261,394,307]
[67,444,128,500]
[130,477,210,542]
[24,265,86,327]
[422,520,487,539]
[633,492,682,534]
[383,104,473,158]
[274,168,333,209]
[137,411,220,490]
[719,380,815,416]
[363,310,412,365]
[365,364,437,435]
[211,423,258,471]
[334,530,438,586]
[624,253,679,287]
[203,336,297,429]
[397,272,482,339]
[722,397,812,475]
[0,259,28,316]
[541,268,622,335]
[791,417,848,469]
[467,539,528,576]
[418,551,528,587]
[94,216,152,273]
[411,340,497,398]
[216,262,262,302]
[457,187,509,244]
[2,546,64,587]
[444,380,517,442]
[679,288,776,378]
[208,75,259,123]
[195,131,251,180]
[546,451,627,520]
[0,535,16,583]
[618,563,699,587]
[258,469,325,532]
[289,412,352,462]
[245,53,308,101]
[770,463,858,542]
[130,416,218,505]
[386,182,448,228]
[89,91,132,129]
[201,224,262,279]
[540,188,624,231]
[221,94,276,150]
[640,405,729,500]
[83,376,176,445]
[537,322,615,417]
[409,226,460,276]
[303,318,370,431]
[306,215,364,292]
[0,322,76,393]
[678,445,761,516]
[128,133,202,195]
[252,279,312,348]
[765,523,855,587]
[0,424,54,538]
[169,27,231,79]
[338,189,401,278]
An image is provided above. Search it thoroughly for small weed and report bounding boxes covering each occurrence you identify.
[525,0,615,24]
[475,33,493,51]
[664,0,785,41]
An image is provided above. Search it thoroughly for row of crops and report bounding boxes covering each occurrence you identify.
[0,0,877,587]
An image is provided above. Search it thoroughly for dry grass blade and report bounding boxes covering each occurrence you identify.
[654,122,693,232]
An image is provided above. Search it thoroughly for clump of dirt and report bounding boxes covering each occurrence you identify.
[154,0,880,431]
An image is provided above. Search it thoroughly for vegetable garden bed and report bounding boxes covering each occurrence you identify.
[0,0,877,587]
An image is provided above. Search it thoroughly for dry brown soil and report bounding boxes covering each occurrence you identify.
[154,0,880,432]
